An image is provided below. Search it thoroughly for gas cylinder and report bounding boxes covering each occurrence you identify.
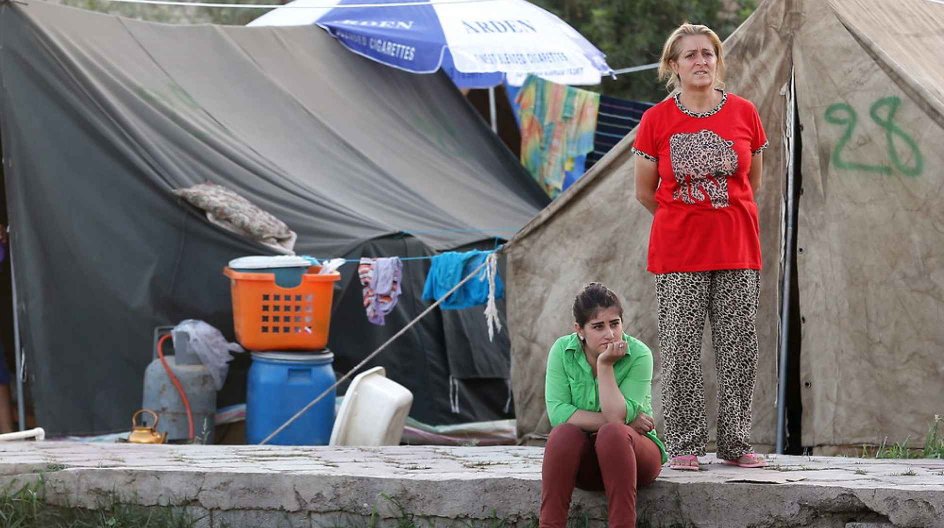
[143,327,216,443]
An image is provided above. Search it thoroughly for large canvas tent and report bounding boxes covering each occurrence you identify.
[506,0,944,452]
[0,0,549,435]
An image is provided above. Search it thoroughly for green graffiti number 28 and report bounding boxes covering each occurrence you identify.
[824,96,923,177]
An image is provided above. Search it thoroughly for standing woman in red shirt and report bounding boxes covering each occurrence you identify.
[632,23,768,471]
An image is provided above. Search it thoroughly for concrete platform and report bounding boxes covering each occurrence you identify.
[1,441,942,528]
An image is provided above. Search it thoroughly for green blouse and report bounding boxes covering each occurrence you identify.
[545,332,668,463]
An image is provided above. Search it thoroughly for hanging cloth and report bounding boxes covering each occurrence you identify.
[358,257,403,326]
[422,251,504,310]
[516,75,600,198]
[482,252,503,341]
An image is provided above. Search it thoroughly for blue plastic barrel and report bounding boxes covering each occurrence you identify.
[246,352,336,445]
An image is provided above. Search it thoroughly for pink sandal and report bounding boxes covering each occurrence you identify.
[668,455,700,471]
[721,452,767,468]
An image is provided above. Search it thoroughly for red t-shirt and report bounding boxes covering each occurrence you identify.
[632,91,768,274]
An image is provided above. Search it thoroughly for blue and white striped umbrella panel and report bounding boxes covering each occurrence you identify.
[249,0,612,89]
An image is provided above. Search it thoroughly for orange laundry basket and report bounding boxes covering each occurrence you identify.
[224,266,341,350]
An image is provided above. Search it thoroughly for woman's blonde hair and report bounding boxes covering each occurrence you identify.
[657,23,725,93]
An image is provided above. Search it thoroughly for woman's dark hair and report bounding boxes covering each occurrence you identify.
[572,283,623,327]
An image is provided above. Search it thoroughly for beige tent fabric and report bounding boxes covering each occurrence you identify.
[506,0,795,447]
[796,0,944,448]
[508,0,944,452]
[830,0,944,121]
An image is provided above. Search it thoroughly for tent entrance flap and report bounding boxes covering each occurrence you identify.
[775,69,803,455]
[0,134,24,433]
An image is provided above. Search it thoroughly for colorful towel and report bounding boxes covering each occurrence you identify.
[516,75,600,198]
[358,257,402,325]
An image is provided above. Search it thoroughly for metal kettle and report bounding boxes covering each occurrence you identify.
[128,409,168,444]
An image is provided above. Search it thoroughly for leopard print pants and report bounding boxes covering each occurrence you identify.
[655,269,760,460]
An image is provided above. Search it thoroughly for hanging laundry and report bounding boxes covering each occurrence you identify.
[516,75,600,198]
[422,250,504,310]
[358,257,403,326]
[482,252,503,341]
[585,95,653,170]
[318,258,346,274]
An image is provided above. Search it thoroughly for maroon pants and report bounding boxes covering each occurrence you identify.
[540,423,662,528]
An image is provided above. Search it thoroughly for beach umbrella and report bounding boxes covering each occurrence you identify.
[249,0,613,129]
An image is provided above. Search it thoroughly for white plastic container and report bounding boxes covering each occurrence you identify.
[228,255,314,288]
[0,428,45,442]
[330,367,413,446]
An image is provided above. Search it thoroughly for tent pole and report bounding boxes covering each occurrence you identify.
[8,226,25,432]
[775,69,798,454]
[488,86,498,134]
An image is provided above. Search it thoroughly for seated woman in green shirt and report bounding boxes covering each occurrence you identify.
[541,283,667,528]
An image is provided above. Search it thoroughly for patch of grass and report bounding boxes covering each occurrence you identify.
[874,437,914,459]
[0,481,48,528]
[766,464,820,472]
[860,416,944,459]
[922,415,944,458]
[318,496,540,528]
[390,503,420,528]
[0,481,201,528]
[899,469,917,477]
[69,503,199,528]
[482,513,538,528]
[461,461,504,469]
[567,510,590,528]
[853,468,867,475]
[398,465,433,471]
[637,522,691,528]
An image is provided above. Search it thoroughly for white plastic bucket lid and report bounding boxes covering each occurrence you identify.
[229,255,311,269]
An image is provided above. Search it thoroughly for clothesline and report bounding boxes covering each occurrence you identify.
[398,227,517,234]
[611,63,659,75]
[355,249,503,335]
[259,250,500,444]
[312,247,499,265]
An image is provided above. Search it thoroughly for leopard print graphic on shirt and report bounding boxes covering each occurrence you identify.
[655,269,760,460]
[669,129,739,209]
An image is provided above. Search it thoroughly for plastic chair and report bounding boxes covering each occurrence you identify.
[329,367,412,446]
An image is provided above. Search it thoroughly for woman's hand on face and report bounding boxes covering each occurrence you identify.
[597,340,626,366]
[630,413,655,434]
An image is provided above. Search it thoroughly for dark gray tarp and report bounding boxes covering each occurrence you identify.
[0,0,548,435]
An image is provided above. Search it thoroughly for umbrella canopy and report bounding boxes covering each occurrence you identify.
[248,0,612,89]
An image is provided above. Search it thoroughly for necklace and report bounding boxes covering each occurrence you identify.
[674,89,727,118]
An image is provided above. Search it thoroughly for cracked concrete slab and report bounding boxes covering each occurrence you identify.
[0,442,941,527]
